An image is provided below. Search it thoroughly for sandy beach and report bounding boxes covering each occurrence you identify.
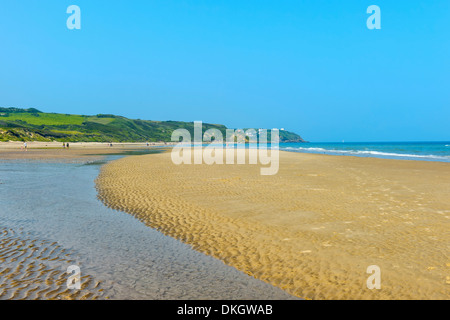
[0,141,172,161]
[0,145,295,300]
[96,150,450,300]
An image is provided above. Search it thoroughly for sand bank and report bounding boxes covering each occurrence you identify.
[96,150,450,299]
[1,151,295,300]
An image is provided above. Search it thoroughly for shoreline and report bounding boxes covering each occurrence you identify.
[95,150,450,300]
[2,140,450,164]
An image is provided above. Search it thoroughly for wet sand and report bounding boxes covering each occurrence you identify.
[0,152,294,300]
[0,227,106,300]
[96,150,450,299]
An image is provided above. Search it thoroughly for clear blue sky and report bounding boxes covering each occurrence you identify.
[0,0,448,142]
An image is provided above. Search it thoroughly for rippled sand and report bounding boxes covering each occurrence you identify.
[1,157,294,300]
[0,227,108,300]
[96,150,450,299]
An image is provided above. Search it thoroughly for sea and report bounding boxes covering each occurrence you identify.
[279,141,450,162]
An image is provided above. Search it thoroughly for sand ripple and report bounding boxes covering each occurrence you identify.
[96,151,450,299]
[0,227,107,300]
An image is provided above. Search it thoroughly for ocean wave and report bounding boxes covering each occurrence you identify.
[280,147,450,161]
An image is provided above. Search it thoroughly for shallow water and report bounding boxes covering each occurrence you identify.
[0,158,294,299]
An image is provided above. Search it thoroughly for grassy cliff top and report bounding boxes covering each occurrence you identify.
[0,107,306,143]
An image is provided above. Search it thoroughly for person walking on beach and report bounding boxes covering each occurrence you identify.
[66,142,70,148]
[23,142,28,151]
[63,143,66,149]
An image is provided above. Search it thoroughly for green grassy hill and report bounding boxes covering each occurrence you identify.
[0,107,306,143]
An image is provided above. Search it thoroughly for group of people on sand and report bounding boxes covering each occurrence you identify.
[22,141,71,151]
[21,142,72,151]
